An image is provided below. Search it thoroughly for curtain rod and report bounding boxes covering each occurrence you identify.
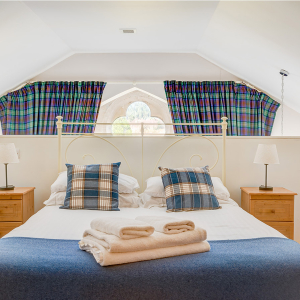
[3,81,163,95]
[3,80,262,95]
[10,80,253,85]
[108,81,163,85]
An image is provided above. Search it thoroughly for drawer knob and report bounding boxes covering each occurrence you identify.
[271,209,276,213]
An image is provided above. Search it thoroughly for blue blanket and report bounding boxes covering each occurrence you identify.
[0,237,300,300]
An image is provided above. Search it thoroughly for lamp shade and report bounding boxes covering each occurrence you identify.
[0,143,19,164]
[253,144,279,165]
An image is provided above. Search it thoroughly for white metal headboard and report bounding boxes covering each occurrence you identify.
[56,116,228,188]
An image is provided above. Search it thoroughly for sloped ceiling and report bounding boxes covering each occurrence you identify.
[0,2,71,95]
[1,1,300,112]
[197,1,300,112]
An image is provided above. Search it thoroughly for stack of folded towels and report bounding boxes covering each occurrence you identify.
[79,216,210,266]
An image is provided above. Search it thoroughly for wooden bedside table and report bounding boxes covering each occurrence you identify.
[0,187,35,238]
[241,187,297,239]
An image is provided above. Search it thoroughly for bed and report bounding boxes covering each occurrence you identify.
[2,201,300,300]
[1,117,300,300]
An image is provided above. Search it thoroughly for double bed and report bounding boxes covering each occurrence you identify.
[2,200,300,300]
[1,117,300,299]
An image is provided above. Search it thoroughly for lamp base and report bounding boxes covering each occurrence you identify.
[0,185,15,191]
[259,185,273,191]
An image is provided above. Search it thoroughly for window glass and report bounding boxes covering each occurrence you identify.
[112,101,165,135]
[126,101,151,121]
[112,117,132,135]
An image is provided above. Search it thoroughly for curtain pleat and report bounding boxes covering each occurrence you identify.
[0,81,106,135]
[164,81,280,136]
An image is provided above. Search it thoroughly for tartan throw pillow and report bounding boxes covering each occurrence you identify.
[159,165,220,212]
[60,163,121,210]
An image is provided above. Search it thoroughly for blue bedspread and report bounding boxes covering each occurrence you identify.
[0,237,300,300]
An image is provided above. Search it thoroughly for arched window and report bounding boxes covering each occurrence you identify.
[112,102,165,135]
[95,87,173,135]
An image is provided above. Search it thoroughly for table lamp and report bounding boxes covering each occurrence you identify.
[0,143,19,190]
[253,144,279,191]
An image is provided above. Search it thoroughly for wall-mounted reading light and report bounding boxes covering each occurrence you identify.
[279,69,289,136]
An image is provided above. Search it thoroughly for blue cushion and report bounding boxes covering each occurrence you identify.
[60,163,121,210]
[159,165,220,212]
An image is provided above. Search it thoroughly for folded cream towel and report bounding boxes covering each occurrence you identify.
[79,237,210,266]
[135,216,195,234]
[82,227,207,253]
[90,217,154,240]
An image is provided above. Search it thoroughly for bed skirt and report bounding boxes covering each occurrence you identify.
[1,237,300,300]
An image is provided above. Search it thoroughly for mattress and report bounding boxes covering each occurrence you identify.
[4,198,284,241]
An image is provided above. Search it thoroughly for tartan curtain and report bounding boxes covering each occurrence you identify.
[164,81,280,136]
[0,81,106,135]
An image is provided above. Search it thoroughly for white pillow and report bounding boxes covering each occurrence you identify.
[44,192,66,206]
[51,171,67,194]
[211,177,230,201]
[44,191,140,208]
[140,193,166,209]
[144,176,165,198]
[51,171,139,194]
[143,175,230,201]
[118,173,140,193]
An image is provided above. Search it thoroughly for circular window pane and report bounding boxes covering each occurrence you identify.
[143,117,165,135]
[112,101,165,135]
[112,117,132,135]
[126,101,151,121]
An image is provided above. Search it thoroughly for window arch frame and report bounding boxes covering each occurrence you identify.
[95,87,173,135]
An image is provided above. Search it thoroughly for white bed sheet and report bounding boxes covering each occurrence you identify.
[4,198,285,241]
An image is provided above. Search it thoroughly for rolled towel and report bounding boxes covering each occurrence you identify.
[91,217,154,240]
[82,227,207,253]
[79,238,210,266]
[135,216,195,234]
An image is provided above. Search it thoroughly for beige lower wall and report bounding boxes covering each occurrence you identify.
[0,135,299,242]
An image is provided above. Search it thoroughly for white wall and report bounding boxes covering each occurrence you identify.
[0,135,299,242]
[271,103,300,136]
[33,53,240,83]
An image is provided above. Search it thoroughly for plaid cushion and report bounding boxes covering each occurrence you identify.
[61,163,121,210]
[159,166,220,212]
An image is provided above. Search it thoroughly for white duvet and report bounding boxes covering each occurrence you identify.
[4,199,285,241]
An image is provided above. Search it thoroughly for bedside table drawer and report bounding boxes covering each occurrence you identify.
[0,195,22,200]
[251,200,294,222]
[265,221,294,239]
[0,200,23,222]
[0,222,22,238]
